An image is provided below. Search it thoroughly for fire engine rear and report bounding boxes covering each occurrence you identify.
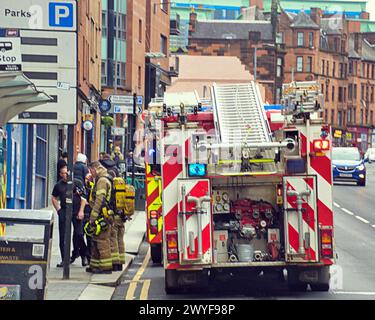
[154,82,334,294]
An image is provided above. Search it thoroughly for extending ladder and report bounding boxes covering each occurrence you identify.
[211,82,272,145]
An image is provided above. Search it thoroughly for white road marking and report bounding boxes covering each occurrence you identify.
[333,291,375,296]
[372,225,375,229]
[341,208,354,216]
[355,216,369,224]
[333,202,341,208]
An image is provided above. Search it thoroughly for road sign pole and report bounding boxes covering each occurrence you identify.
[63,124,74,280]
[132,93,137,186]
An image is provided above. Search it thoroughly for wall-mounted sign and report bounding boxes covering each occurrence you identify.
[113,105,133,114]
[83,114,93,122]
[333,130,342,138]
[0,34,21,71]
[111,127,125,136]
[0,0,77,31]
[83,120,93,131]
[99,99,111,113]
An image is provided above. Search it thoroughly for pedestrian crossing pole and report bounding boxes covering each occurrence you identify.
[63,124,74,280]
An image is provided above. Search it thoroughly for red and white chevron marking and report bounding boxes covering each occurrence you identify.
[285,176,318,262]
[300,126,334,265]
[162,128,212,269]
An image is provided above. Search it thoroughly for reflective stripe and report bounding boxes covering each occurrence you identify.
[119,253,126,264]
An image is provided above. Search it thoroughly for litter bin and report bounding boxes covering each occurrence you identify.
[0,209,53,300]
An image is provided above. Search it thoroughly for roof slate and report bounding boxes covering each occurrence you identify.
[290,11,319,29]
[191,20,273,41]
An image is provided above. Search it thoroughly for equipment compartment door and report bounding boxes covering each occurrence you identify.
[177,179,212,265]
[283,176,319,262]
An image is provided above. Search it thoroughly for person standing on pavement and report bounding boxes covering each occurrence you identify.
[99,156,125,272]
[73,153,90,185]
[86,161,113,274]
[56,152,68,182]
[84,173,94,264]
[111,146,124,167]
[100,153,120,178]
[51,166,69,267]
[70,178,89,267]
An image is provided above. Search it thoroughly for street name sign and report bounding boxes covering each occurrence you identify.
[109,95,134,105]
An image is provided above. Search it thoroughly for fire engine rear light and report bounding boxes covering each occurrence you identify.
[320,229,333,258]
[313,139,330,151]
[276,184,283,205]
[150,210,159,235]
[166,231,179,261]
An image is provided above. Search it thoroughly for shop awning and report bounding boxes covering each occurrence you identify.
[0,72,53,126]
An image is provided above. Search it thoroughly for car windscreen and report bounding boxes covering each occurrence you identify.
[332,149,360,161]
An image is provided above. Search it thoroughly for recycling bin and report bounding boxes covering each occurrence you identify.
[0,209,53,300]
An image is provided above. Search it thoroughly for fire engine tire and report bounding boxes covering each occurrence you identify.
[310,283,330,292]
[151,244,162,264]
[165,270,181,295]
[288,283,308,292]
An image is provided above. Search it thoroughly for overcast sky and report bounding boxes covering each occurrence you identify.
[367,0,375,20]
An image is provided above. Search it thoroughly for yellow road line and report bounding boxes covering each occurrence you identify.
[140,279,151,300]
[125,248,151,300]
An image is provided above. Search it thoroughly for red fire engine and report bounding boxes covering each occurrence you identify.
[154,82,335,293]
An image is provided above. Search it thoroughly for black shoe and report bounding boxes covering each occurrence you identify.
[70,256,76,264]
[81,256,89,267]
[92,269,112,275]
[85,267,93,273]
[56,262,64,268]
[112,264,123,272]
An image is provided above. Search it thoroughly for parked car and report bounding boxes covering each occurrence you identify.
[332,147,367,186]
[364,148,375,163]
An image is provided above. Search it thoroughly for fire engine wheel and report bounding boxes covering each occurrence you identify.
[165,270,182,295]
[310,283,330,292]
[288,283,308,292]
[151,244,162,264]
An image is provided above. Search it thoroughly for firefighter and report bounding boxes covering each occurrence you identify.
[84,161,113,274]
[112,206,127,271]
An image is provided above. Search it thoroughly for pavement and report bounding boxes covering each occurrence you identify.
[44,207,146,300]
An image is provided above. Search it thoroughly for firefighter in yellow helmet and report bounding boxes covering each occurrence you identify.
[85,161,113,274]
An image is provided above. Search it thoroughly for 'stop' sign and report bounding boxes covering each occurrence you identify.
[0,0,76,31]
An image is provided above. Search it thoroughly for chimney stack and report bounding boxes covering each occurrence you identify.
[188,11,198,37]
[310,7,322,26]
[249,0,264,10]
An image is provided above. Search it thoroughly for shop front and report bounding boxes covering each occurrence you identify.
[346,126,371,155]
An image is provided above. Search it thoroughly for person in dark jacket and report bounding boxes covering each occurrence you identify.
[70,178,89,266]
[73,153,90,184]
[100,154,120,178]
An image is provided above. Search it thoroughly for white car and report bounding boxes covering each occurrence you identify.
[365,148,375,163]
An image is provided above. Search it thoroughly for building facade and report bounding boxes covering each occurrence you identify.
[4,0,102,210]
[280,8,375,153]
[170,0,249,53]
[100,0,171,158]
[75,0,102,163]
[188,11,283,104]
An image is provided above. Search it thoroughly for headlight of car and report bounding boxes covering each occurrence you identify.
[357,164,365,171]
